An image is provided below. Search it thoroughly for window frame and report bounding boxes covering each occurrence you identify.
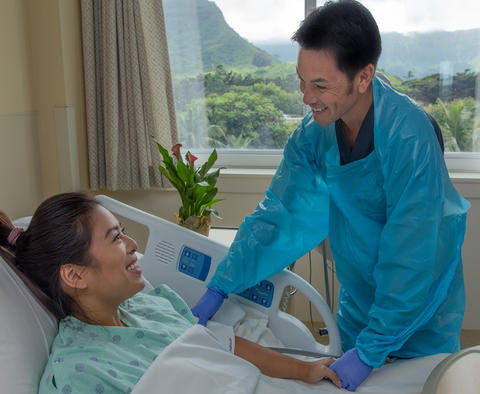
[187,0,480,173]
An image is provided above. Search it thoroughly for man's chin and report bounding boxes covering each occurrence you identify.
[312,115,331,126]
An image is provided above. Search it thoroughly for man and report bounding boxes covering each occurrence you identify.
[192,1,470,391]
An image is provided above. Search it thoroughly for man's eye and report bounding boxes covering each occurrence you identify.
[315,85,326,90]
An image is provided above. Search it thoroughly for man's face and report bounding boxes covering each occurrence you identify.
[297,48,361,127]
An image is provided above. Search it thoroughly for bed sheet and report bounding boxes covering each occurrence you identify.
[132,323,447,394]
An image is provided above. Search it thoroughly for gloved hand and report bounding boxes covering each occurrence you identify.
[328,348,373,391]
[191,287,228,326]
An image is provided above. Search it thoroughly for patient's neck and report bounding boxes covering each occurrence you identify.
[72,298,126,327]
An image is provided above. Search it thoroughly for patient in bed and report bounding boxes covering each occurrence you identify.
[0,193,341,393]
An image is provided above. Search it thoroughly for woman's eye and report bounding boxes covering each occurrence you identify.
[113,227,126,242]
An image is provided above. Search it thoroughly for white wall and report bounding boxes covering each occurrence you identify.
[0,0,42,217]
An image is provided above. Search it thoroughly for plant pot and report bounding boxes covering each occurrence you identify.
[175,214,211,236]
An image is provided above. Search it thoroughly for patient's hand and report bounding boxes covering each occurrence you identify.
[234,337,341,387]
[304,358,342,387]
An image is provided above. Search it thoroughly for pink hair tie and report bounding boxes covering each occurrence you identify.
[8,227,24,246]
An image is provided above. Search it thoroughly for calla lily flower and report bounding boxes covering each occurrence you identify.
[171,143,183,160]
[186,152,198,169]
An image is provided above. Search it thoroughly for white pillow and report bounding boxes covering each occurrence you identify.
[0,219,58,393]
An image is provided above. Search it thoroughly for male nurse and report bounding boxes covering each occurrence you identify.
[192,1,470,391]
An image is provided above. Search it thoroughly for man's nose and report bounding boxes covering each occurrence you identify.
[302,84,316,106]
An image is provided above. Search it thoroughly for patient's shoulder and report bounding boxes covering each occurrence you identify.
[124,285,195,325]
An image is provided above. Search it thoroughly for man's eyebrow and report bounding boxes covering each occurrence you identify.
[295,68,328,84]
[311,77,328,83]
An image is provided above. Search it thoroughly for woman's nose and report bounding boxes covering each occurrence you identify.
[123,234,138,253]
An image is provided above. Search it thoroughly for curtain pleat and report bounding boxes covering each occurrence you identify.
[81,0,178,190]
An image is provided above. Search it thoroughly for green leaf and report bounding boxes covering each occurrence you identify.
[204,168,222,186]
[197,188,218,208]
[176,161,194,185]
[204,198,224,208]
[205,208,222,219]
[199,149,218,178]
[155,141,174,168]
[158,166,183,192]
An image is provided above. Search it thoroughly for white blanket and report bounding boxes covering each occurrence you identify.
[132,323,448,394]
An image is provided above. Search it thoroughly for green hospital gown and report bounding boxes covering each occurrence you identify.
[39,285,196,393]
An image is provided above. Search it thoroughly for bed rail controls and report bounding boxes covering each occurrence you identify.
[178,246,211,281]
[237,280,274,308]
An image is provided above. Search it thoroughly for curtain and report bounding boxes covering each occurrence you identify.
[81,0,178,190]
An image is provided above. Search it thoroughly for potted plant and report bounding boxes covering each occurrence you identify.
[155,141,223,236]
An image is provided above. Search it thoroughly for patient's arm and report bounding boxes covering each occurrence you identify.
[234,336,342,387]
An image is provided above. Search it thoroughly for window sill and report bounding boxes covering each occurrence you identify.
[217,168,480,198]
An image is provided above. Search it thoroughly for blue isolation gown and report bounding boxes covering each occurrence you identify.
[208,76,470,368]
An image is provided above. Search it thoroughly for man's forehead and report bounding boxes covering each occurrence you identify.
[297,49,345,83]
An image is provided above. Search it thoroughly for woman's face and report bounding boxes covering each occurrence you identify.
[83,206,145,305]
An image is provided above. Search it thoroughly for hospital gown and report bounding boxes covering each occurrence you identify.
[38,285,195,393]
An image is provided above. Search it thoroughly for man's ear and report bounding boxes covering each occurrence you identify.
[356,63,375,94]
[59,264,88,290]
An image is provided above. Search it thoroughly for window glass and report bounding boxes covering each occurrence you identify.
[163,0,480,169]
[361,0,480,160]
[163,0,304,165]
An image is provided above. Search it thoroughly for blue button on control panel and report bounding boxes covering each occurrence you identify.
[178,246,211,281]
[237,280,274,308]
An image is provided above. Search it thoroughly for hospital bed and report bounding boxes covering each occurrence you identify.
[0,195,476,394]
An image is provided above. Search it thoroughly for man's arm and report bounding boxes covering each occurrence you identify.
[234,336,342,387]
[208,119,331,295]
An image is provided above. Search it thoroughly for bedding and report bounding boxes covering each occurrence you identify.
[133,323,448,394]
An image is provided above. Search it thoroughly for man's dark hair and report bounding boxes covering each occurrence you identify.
[292,0,382,81]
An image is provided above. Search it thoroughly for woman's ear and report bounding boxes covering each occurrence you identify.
[59,264,88,290]
[0,210,14,229]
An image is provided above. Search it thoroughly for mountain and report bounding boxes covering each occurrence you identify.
[163,0,479,80]
[163,0,278,76]
[254,29,480,78]
[380,30,480,79]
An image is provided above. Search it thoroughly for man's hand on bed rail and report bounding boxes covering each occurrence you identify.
[234,336,342,387]
[191,286,227,325]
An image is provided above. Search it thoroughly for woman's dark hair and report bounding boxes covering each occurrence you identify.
[0,192,101,319]
[292,0,382,81]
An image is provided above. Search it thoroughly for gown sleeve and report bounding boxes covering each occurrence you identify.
[208,119,331,294]
[355,103,467,367]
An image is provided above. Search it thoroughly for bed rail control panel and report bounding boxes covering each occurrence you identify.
[178,246,211,281]
[237,280,274,308]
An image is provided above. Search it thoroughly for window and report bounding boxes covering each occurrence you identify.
[163,0,480,171]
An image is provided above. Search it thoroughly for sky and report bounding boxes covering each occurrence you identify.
[212,0,480,43]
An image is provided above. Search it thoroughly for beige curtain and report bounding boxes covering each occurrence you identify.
[81,0,178,190]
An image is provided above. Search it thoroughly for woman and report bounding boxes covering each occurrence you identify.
[0,193,341,393]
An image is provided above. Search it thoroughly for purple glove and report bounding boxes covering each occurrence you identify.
[329,348,373,391]
[191,287,228,326]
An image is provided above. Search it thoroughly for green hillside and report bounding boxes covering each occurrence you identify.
[380,30,480,79]
[255,30,480,79]
[163,0,278,76]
